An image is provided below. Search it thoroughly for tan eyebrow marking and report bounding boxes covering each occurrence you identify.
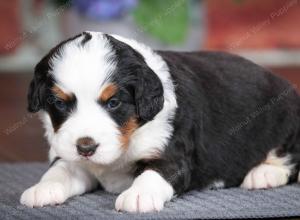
[99,83,118,102]
[52,85,72,101]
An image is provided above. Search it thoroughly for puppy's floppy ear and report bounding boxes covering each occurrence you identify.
[103,34,164,121]
[135,67,164,121]
[27,67,47,113]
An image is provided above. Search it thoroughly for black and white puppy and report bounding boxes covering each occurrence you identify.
[21,32,300,212]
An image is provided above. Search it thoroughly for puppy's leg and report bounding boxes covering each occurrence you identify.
[241,149,293,189]
[20,160,97,207]
[115,170,174,213]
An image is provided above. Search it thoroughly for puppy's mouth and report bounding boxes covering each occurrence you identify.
[78,151,96,157]
[79,154,94,160]
[77,149,97,160]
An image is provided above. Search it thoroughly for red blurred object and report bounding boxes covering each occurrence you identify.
[204,0,300,50]
[33,0,45,16]
[0,0,22,54]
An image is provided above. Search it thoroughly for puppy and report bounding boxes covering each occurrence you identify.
[21,32,300,212]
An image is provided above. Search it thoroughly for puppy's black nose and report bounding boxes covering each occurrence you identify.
[76,137,99,157]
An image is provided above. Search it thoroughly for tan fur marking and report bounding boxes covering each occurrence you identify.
[119,118,139,148]
[52,85,72,101]
[264,149,291,167]
[100,84,118,102]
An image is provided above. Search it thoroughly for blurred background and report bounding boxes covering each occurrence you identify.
[0,0,300,162]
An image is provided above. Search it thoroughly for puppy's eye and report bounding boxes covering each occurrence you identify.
[54,100,67,111]
[107,98,121,110]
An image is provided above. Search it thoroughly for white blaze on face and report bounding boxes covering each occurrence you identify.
[43,32,123,165]
[41,31,178,166]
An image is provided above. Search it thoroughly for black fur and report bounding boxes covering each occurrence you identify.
[135,51,300,194]
[49,156,61,167]
[45,91,77,131]
[81,32,92,46]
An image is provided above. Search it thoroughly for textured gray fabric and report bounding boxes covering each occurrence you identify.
[0,163,300,220]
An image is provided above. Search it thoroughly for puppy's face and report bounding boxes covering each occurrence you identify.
[27,32,164,165]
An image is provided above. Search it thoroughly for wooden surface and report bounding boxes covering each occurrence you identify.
[0,0,21,54]
[0,74,48,162]
[0,69,300,162]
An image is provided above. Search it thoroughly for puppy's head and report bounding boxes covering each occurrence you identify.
[28,32,164,165]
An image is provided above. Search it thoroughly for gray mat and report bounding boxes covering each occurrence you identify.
[0,163,300,219]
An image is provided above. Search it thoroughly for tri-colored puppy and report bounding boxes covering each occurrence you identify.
[21,32,300,212]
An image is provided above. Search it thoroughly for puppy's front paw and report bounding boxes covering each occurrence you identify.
[20,182,68,208]
[115,186,165,213]
[115,170,174,213]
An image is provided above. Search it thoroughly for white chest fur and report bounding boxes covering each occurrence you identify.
[83,162,134,194]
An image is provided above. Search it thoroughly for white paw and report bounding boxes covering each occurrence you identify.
[241,164,289,189]
[115,186,165,213]
[20,181,68,207]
